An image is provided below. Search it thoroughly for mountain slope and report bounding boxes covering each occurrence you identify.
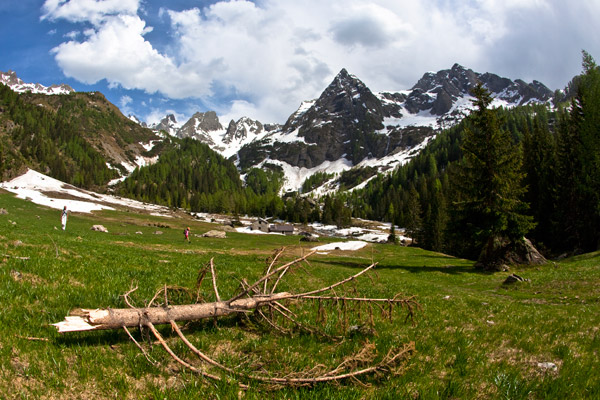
[146,64,554,194]
[0,73,162,183]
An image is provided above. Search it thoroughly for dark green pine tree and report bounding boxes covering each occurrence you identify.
[555,50,600,252]
[451,83,535,268]
[404,185,423,245]
[522,116,557,251]
[422,178,447,252]
[576,51,600,251]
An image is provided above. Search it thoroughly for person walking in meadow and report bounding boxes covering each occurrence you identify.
[184,227,190,243]
[61,206,69,231]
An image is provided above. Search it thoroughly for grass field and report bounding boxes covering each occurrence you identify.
[1,191,599,399]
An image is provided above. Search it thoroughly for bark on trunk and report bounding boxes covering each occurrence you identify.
[53,292,291,333]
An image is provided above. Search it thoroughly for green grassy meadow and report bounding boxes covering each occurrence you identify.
[1,191,599,399]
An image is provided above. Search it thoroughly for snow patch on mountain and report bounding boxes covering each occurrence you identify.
[1,70,74,95]
[0,169,168,214]
[380,110,438,130]
[261,158,354,194]
[149,114,181,137]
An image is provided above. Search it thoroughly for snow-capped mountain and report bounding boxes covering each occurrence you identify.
[149,112,280,159]
[395,63,554,126]
[151,64,552,193]
[0,70,74,95]
[221,117,281,158]
[2,65,553,195]
[149,114,179,137]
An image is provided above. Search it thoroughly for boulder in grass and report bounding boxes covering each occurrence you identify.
[91,225,108,233]
[503,273,530,285]
[477,237,547,271]
[202,230,226,239]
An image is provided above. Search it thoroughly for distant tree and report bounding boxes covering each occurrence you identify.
[422,178,447,252]
[388,223,398,244]
[450,83,534,268]
[333,196,352,228]
[404,185,423,245]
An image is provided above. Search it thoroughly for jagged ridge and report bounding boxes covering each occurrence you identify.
[2,66,556,194]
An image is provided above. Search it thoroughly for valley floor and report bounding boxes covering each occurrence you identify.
[0,177,599,399]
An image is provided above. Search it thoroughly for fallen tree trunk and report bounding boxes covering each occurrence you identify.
[53,247,419,388]
[54,292,292,333]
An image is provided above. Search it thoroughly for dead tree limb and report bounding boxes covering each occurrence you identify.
[53,247,419,387]
[209,258,221,302]
[53,292,293,332]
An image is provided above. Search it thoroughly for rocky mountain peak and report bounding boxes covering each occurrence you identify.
[128,114,146,127]
[223,117,264,144]
[267,69,389,168]
[177,111,223,146]
[405,64,553,116]
[284,69,383,132]
[2,70,21,86]
[151,114,179,136]
[193,111,222,131]
[323,68,372,103]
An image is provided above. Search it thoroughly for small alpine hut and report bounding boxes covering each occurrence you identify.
[269,224,294,235]
[250,218,294,235]
[251,218,271,233]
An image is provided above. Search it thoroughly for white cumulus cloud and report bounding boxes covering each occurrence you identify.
[42,0,140,24]
[42,0,600,124]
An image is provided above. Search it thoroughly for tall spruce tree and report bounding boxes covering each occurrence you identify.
[451,83,534,268]
[555,51,600,252]
[522,116,557,251]
[577,51,600,251]
[404,185,423,245]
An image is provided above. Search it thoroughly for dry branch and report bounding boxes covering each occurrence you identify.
[53,247,419,387]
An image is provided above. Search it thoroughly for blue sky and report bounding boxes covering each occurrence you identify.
[1,1,599,126]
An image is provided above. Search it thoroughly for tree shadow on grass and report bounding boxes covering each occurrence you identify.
[375,263,484,275]
[316,258,491,275]
[55,328,132,347]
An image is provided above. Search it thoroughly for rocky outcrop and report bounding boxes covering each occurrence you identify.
[178,111,223,145]
[151,114,179,136]
[223,117,264,144]
[202,230,227,238]
[91,225,108,233]
[476,237,547,270]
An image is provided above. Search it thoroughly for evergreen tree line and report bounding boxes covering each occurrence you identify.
[117,137,323,223]
[0,84,116,186]
[348,52,600,258]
